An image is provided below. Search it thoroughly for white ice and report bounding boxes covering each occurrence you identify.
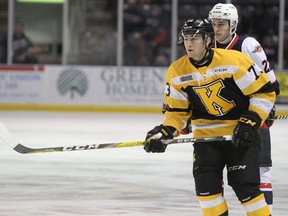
[0,111,287,216]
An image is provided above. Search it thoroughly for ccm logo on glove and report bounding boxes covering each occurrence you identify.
[238,117,258,126]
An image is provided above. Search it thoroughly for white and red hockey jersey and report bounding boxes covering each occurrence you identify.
[214,34,280,95]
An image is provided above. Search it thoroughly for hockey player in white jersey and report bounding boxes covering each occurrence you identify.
[208,3,280,212]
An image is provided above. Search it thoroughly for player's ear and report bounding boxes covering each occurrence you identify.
[206,36,212,47]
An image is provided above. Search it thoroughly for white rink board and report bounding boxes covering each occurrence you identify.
[0,111,287,216]
[0,65,166,107]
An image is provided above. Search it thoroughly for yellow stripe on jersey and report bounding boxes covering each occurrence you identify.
[192,119,237,138]
[162,49,276,137]
[249,92,276,124]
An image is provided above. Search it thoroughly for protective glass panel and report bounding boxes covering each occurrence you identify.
[14,1,62,64]
[66,0,117,65]
[123,0,172,66]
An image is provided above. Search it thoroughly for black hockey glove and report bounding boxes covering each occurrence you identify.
[144,124,176,153]
[232,111,261,148]
[261,105,276,128]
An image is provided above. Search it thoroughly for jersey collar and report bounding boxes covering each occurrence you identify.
[214,34,239,50]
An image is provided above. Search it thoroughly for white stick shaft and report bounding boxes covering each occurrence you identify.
[0,123,19,149]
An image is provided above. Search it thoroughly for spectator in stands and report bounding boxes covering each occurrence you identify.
[12,21,38,64]
[123,2,171,66]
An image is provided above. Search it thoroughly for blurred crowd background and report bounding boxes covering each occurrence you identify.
[0,0,287,70]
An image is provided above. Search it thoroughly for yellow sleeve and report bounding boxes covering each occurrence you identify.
[162,64,191,134]
[233,54,276,123]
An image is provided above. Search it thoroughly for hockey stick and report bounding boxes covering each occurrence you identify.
[0,123,232,154]
[0,115,286,155]
[271,115,288,120]
[13,136,232,154]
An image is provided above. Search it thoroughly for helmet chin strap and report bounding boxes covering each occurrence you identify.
[217,27,236,44]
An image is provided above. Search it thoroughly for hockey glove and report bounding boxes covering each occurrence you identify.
[232,111,261,148]
[260,105,276,128]
[144,124,176,153]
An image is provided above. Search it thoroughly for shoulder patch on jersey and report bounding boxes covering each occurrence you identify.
[252,45,263,53]
[180,74,194,82]
[172,73,201,85]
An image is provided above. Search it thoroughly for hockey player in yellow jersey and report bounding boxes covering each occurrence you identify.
[144,18,275,216]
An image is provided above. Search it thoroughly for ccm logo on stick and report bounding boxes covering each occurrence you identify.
[63,144,98,151]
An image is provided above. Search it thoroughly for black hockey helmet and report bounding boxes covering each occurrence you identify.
[178,18,214,48]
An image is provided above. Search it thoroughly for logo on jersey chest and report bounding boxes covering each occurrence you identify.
[193,79,235,116]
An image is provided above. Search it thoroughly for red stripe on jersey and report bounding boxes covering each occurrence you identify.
[226,34,239,50]
[260,122,269,128]
[260,183,272,189]
[213,34,239,50]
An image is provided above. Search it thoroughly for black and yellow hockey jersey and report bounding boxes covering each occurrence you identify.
[162,48,276,138]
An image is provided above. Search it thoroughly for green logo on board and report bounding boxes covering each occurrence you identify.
[57,67,88,99]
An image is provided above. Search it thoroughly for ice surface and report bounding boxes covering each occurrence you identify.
[0,111,287,216]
